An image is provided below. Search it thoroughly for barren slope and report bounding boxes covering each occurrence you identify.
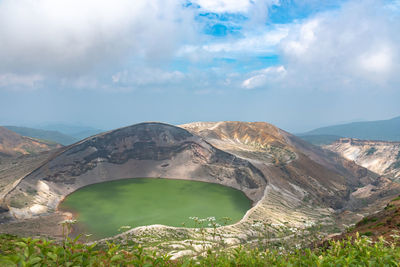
[181,122,396,211]
[1,121,399,246]
[325,138,400,181]
[4,123,267,219]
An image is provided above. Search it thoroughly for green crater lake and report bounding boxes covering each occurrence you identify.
[59,178,252,239]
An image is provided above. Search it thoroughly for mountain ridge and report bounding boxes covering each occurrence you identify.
[303,116,400,142]
[4,126,77,146]
[1,121,399,244]
[0,126,62,156]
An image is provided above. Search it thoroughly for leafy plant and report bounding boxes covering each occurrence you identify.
[1,233,400,266]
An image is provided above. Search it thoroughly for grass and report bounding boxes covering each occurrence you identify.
[361,231,373,236]
[357,217,378,226]
[59,178,252,239]
[1,232,400,266]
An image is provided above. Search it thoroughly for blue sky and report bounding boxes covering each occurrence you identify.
[0,0,399,132]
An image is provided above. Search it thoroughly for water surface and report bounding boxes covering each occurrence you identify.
[59,178,252,239]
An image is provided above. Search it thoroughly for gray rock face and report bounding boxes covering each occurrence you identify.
[324,138,400,181]
[3,121,400,241]
[5,123,267,218]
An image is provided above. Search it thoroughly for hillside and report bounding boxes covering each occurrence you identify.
[325,138,400,181]
[181,122,398,211]
[303,116,400,141]
[1,121,399,256]
[334,194,400,244]
[4,122,267,219]
[4,126,77,145]
[297,134,342,146]
[0,126,62,156]
[37,124,103,140]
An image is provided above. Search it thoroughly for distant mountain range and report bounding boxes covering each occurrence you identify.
[6,121,389,219]
[4,126,77,146]
[3,124,104,146]
[2,120,400,245]
[298,116,400,144]
[36,124,103,141]
[0,126,61,156]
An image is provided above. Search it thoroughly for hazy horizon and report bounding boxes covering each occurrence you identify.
[1,0,399,133]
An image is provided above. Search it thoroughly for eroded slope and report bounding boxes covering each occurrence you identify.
[325,138,400,181]
[5,123,267,219]
[181,122,393,211]
[2,121,400,250]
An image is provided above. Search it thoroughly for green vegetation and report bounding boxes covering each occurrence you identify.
[385,204,396,210]
[59,178,252,239]
[1,232,400,266]
[361,231,373,236]
[357,217,378,226]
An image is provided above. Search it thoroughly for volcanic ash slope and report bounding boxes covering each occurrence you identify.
[181,122,400,223]
[325,138,400,181]
[2,121,400,240]
[5,123,267,219]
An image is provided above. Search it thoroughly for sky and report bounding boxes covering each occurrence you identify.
[0,0,399,133]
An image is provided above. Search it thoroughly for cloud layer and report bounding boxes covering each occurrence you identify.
[0,0,399,132]
[0,0,194,76]
[279,0,400,91]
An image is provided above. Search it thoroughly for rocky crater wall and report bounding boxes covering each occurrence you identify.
[5,123,268,219]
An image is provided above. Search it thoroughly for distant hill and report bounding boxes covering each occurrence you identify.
[0,126,62,156]
[4,126,77,146]
[296,134,342,146]
[4,121,400,246]
[37,124,103,140]
[303,116,400,141]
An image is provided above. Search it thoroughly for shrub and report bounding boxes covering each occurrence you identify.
[1,233,400,266]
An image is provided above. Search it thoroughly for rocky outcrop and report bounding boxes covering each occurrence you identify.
[182,122,389,211]
[325,138,400,181]
[5,123,267,218]
[3,122,400,241]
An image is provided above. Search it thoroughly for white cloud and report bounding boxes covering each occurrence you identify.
[192,0,253,13]
[279,0,400,91]
[202,27,288,53]
[192,0,280,15]
[282,19,318,56]
[0,0,194,75]
[112,68,185,86]
[359,46,393,74]
[242,66,286,89]
[176,26,288,63]
[0,73,43,89]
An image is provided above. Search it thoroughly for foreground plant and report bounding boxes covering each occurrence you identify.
[1,232,400,266]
